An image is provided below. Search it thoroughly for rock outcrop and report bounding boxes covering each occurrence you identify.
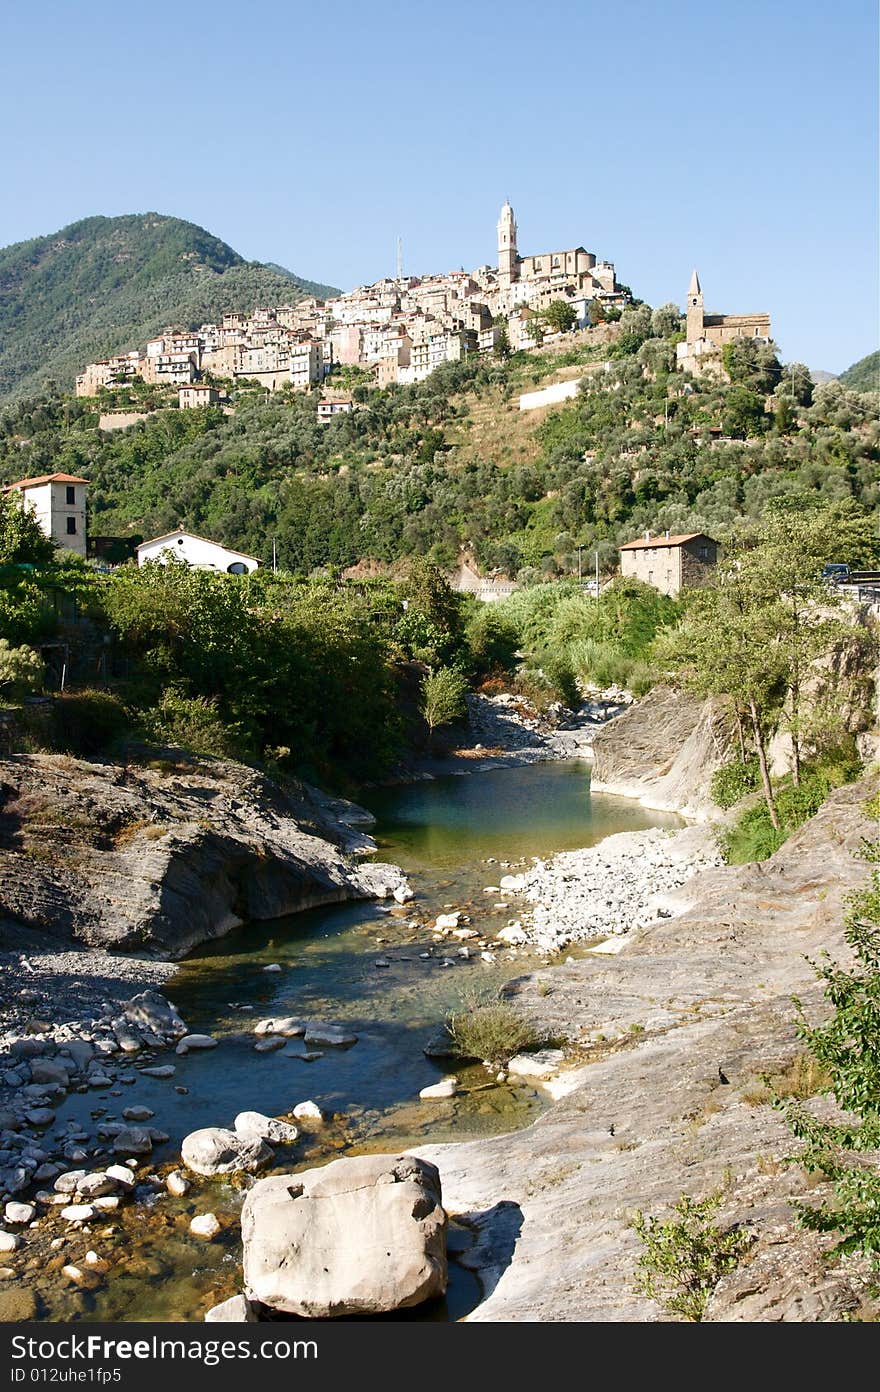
[0,753,406,957]
[589,686,732,819]
[241,1153,447,1317]
[418,777,878,1321]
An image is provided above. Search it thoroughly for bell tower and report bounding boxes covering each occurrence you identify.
[686,269,704,341]
[497,201,518,289]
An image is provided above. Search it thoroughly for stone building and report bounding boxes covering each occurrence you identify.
[619,531,718,597]
[677,271,771,374]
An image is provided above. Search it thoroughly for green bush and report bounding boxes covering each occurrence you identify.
[143,689,252,761]
[52,689,131,756]
[721,753,861,864]
[540,652,580,708]
[710,757,760,809]
[465,606,519,676]
[445,994,540,1063]
[631,1192,749,1321]
[0,639,43,701]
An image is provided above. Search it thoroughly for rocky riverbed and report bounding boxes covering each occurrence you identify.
[494,824,723,951]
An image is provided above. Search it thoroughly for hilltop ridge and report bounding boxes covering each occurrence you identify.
[0,213,339,402]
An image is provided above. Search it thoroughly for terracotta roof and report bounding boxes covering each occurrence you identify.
[5,472,90,490]
[619,532,714,551]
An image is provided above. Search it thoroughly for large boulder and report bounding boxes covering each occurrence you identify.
[241,1153,447,1317]
[181,1128,273,1177]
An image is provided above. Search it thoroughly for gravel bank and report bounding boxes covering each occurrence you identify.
[496,824,723,951]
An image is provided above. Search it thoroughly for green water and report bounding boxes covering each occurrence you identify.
[42,761,681,1322]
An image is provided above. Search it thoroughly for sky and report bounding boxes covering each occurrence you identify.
[2,0,877,372]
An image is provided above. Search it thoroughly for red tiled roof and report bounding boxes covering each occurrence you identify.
[619,532,713,551]
[5,472,90,490]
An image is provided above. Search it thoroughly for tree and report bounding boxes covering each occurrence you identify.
[420,666,468,740]
[650,302,683,338]
[588,299,606,326]
[543,300,577,335]
[0,639,43,699]
[721,385,767,438]
[0,491,56,566]
[524,313,544,347]
[493,322,511,360]
[782,829,880,1259]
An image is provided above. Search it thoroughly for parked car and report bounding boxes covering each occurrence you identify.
[822,563,851,585]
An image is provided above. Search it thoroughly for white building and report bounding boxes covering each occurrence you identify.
[136,528,260,574]
[4,472,89,557]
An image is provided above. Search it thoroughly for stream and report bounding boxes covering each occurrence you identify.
[37,760,682,1322]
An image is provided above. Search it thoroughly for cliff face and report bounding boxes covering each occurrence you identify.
[589,686,732,820]
[0,754,404,958]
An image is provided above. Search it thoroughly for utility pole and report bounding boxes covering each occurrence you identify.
[577,544,583,583]
[595,548,599,601]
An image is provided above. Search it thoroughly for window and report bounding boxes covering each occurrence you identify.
[699,546,709,559]
[66,517,77,535]
[66,486,76,504]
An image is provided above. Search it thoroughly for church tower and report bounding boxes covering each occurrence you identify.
[686,269,704,342]
[497,201,518,288]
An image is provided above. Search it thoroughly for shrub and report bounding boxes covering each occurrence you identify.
[143,689,251,761]
[711,757,760,809]
[51,689,131,757]
[420,666,469,737]
[540,652,580,708]
[720,754,861,863]
[445,993,540,1063]
[465,606,519,676]
[0,640,43,701]
[783,837,880,1259]
[631,1192,749,1321]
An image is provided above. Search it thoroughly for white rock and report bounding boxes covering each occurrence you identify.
[93,1197,120,1212]
[204,1294,257,1322]
[392,884,414,904]
[241,1153,447,1317]
[499,874,526,891]
[181,1128,273,1177]
[419,1078,457,1100]
[166,1170,191,1197]
[263,964,282,973]
[234,1112,299,1143]
[253,1036,286,1053]
[254,1018,304,1037]
[4,1202,35,1225]
[175,1034,218,1055]
[496,925,528,945]
[103,1164,135,1191]
[291,1101,323,1123]
[190,1213,221,1239]
[434,912,461,931]
[140,1065,175,1078]
[76,1173,117,1199]
[506,1049,566,1080]
[60,1204,96,1223]
[0,1231,20,1252]
[303,1025,357,1048]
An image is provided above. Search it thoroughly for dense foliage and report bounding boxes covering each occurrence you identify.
[0,214,338,402]
[838,350,879,394]
[783,833,880,1261]
[1,316,875,580]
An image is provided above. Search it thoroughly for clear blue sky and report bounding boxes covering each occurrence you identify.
[3,0,877,371]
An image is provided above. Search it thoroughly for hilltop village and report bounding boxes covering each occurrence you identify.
[75,205,630,397]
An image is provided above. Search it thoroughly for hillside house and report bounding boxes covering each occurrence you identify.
[619,531,718,597]
[179,384,221,409]
[4,472,89,558]
[136,529,260,574]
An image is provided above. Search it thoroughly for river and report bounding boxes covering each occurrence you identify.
[40,760,681,1322]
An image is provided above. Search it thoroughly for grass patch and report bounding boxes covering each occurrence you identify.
[445,991,541,1064]
[740,1052,832,1107]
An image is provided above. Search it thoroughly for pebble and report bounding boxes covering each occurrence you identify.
[4,1202,35,1225]
[165,1171,190,1197]
[190,1213,221,1239]
[60,1204,96,1223]
[103,1165,136,1191]
[0,1231,20,1252]
[122,1107,154,1122]
[262,964,282,973]
[291,1101,323,1123]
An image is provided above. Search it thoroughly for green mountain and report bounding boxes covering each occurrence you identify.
[838,350,880,393]
[0,213,339,402]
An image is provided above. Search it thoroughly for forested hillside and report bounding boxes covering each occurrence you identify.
[0,307,875,578]
[0,214,338,402]
[838,349,880,394]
